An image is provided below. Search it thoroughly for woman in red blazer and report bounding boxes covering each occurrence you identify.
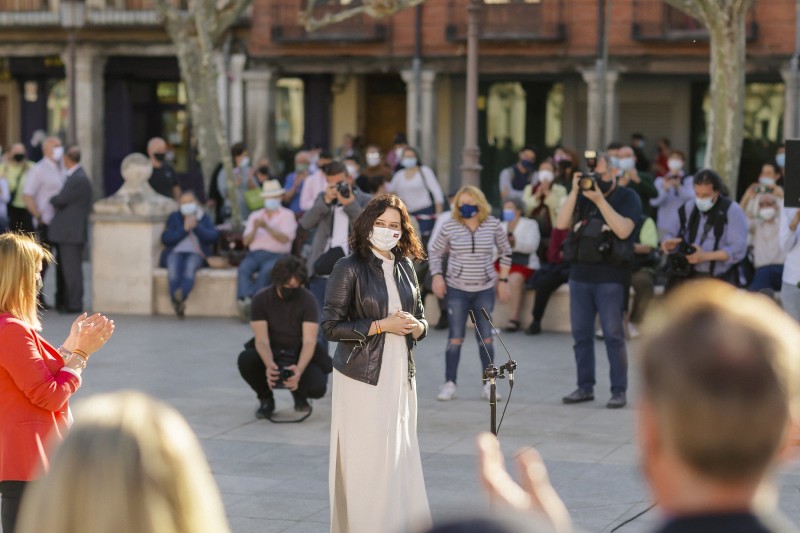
[0,233,114,533]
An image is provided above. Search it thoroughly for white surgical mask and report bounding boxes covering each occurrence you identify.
[667,159,683,172]
[52,146,64,161]
[695,197,715,213]
[401,157,417,169]
[609,156,620,169]
[538,170,554,183]
[366,152,381,167]
[759,176,776,186]
[776,153,786,168]
[759,207,777,221]
[264,198,281,211]
[239,156,250,168]
[180,202,197,216]
[618,157,635,171]
[345,164,358,177]
[370,226,402,252]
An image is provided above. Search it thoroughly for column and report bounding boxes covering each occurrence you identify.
[243,69,276,165]
[74,46,107,199]
[400,69,419,149]
[419,70,437,168]
[215,53,228,139]
[782,65,799,140]
[604,70,620,146]
[229,53,246,144]
[581,68,601,150]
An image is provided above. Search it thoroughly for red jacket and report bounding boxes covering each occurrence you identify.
[0,313,80,481]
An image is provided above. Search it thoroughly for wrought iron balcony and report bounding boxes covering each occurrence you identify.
[632,0,758,42]
[446,0,566,43]
[271,0,387,43]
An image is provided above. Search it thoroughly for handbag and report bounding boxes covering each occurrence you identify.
[313,246,345,276]
[244,188,264,211]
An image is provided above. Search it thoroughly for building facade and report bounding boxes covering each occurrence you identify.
[0,0,795,200]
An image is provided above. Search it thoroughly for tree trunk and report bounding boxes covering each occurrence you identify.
[705,14,747,194]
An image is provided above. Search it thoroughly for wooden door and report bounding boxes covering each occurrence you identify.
[364,92,406,153]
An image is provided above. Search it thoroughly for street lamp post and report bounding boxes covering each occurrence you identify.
[60,0,85,146]
[461,0,481,188]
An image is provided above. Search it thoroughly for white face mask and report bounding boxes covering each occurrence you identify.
[264,198,281,211]
[370,226,402,252]
[759,177,776,186]
[538,170,554,183]
[667,159,683,172]
[759,207,777,221]
[345,164,358,177]
[695,197,715,213]
[366,152,381,167]
[618,157,635,171]
[52,146,64,161]
[180,202,197,216]
[239,156,250,168]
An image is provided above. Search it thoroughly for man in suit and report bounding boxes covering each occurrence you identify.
[477,281,800,533]
[49,146,93,313]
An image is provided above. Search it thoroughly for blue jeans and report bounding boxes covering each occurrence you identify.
[748,264,783,292]
[236,250,283,299]
[445,286,496,384]
[569,279,628,394]
[167,252,205,299]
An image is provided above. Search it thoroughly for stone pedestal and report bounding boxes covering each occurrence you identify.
[91,213,167,314]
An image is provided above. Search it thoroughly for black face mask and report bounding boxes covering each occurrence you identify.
[258,166,270,176]
[12,153,25,163]
[153,153,166,163]
[280,286,301,301]
[597,177,615,194]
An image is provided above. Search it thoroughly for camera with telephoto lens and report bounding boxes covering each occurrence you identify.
[579,150,601,191]
[335,181,351,198]
[667,240,696,277]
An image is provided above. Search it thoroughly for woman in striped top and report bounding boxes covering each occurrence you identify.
[428,186,512,401]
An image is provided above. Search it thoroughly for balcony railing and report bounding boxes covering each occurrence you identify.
[271,0,387,43]
[632,0,758,42]
[446,0,566,42]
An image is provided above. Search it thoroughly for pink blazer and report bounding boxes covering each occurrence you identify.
[0,313,80,481]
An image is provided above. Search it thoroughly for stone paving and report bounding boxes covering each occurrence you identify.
[38,303,800,533]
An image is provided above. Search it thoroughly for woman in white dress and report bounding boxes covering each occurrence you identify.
[323,193,431,533]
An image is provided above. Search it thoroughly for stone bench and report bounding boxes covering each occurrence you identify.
[153,267,238,317]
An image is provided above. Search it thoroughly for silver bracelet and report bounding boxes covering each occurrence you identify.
[57,345,73,362]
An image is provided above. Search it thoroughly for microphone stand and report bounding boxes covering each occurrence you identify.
[469,310,504,435]
[481,308,519,436]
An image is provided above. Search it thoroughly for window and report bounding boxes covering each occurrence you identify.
[276,78,305,150]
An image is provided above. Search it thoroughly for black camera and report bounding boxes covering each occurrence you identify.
[335,182,351,198]
[667,240,697,277]
[273,366,295,389]
[579,150,601,191]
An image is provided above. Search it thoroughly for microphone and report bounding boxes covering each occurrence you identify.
[469,310,498,382]
[481,308,517,385]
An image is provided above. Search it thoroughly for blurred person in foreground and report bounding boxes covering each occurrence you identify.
[323,193,430,533]
[478,280,800,533]
[0,233,114,533]
[16,391,230,533]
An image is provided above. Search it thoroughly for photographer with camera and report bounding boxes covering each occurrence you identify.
[661,169,748,289]
[557,151,641,409]
[739,162,785,219]
[237,256,331,419]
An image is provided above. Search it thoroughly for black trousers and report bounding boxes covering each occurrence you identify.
[238,346,328,401]
[0,480,26,533]
[528,263,571,321]
[7,206,34,234]
[36,224,65,308]
[56,242,85,311]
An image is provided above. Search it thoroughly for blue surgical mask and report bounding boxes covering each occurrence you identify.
[695,197,715,213]
[401,157,418,169]
[618,157,635,171]
[610,156,620,169]
[264,198,281,211]
[459,204,479,219]
[776,152,786,168]
[502,209,515,222]
[520,160,535,171]
[180,203,197,216]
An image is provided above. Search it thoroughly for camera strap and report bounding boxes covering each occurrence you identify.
[679,197,730,277]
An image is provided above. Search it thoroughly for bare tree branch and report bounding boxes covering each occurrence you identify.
[302,0,426,32]
[663,0,705,23]
[209,0,252,42]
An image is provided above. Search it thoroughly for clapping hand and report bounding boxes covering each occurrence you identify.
[65,313,115,357]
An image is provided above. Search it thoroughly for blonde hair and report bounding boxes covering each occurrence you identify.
[452,185,492,225]
[640,280,800,482]
[16,391,231,533]
[0,233,52,330]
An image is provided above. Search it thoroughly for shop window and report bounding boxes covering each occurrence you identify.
[486,82,527,151]
[47,79,68,139]
[276,78,305,150]
[545,82,563,148]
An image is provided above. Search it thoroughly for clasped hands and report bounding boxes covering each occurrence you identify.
[380,309,422,336]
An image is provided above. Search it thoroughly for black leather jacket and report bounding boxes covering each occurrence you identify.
[322,252,427,386]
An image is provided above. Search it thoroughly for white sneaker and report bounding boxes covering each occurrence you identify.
[437,381,457,401]
[482,382,503,402]
[595,327,604,339]
[628,323,640,339]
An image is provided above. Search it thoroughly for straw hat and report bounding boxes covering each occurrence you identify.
[260,179,285,197]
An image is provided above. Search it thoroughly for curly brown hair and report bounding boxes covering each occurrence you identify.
[349,193,426,261]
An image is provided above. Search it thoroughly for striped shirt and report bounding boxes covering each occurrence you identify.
[429,216,512,292]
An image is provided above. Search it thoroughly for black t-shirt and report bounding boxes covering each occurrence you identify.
[250,285,318,352]
[149,163,177,198]
[569,185,643,284]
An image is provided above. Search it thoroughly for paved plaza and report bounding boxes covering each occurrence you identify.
[39,304,800,533]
